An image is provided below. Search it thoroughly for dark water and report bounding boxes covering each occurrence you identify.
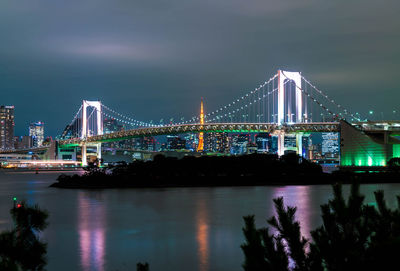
[1,170,400,271]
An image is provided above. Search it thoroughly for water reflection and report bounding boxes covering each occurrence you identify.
[8,171,400,271]
[78,192,106,271]
[196,197,209,271]
[273,186,312,239]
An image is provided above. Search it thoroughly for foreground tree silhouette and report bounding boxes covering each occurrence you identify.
[0,201,49,271]
[242,183,400,271]
[136,262,149,271]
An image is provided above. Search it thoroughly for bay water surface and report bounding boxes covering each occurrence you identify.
[0,170,399,271]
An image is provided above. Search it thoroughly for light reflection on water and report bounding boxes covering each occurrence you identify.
[78,192,106,271]
[2,171,400,271]
[273,186,312,240]
[196,197,209,271]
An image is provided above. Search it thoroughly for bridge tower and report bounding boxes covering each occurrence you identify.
[81,100,103,166]
[277,70,303,156]
[197,98,204,152]
[277,70,302,124]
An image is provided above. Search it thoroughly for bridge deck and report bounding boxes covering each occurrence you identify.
[59,122,340,146]
[4,121,400,152]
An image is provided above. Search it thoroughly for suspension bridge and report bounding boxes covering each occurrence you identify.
[2,70,400,168]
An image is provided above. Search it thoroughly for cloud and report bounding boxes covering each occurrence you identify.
[56,42,168,62]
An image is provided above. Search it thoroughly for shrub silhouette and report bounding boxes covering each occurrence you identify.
[54,153,326,188]
[0,201,49,271]
[242,183,400,271]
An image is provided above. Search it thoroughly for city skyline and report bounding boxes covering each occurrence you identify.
[1,0,400,137]
[1,2,400,271]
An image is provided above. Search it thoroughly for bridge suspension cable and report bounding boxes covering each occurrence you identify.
[60,105,83,139]
[101,104,158,127]
[206,84,281,123]
[173,73,279,125]
[301,75,362,121]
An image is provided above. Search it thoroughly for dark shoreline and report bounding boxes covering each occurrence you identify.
[48,153,400,189]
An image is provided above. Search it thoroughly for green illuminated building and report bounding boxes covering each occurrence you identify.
[340,121,400,167]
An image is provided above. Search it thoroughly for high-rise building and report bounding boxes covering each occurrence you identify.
[269,136,278,154]
[215,133,230,153]
[60,117,82,139]
[29,121,45,147]
[322,132,339,157]
[301,135,311,159]
[21,135,33,149]
[167,135,186,150]
[310,143,322,160]
[13,136,19,149]
[204,132,229,153]
[0,106,15,150]
[142,137,156,151]
[103,118,123,134]
[13,136,33,149]
[248,142,258,154]
[230,134,249,155]
[184,133,198,151]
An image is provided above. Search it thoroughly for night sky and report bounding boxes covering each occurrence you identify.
[1,0,399,137]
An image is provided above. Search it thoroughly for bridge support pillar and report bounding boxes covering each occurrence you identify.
[81,144,87,167]
[96,143,102,166]
[296,133,303,157]
[277,130,285,156]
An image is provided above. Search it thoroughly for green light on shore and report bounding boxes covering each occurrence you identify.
[393,144,400,158]
[341,154,387,167]
[13,197,17,201]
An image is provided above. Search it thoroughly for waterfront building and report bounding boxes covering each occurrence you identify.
[0,105,15,150]
[58,146,76,160]
[29,121,45,147]
[256,133,271,153]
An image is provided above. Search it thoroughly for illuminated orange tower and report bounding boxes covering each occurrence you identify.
[197,98,204,152]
